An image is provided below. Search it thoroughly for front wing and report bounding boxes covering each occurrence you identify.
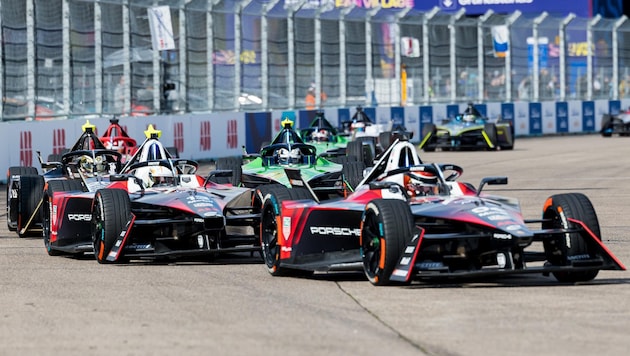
[389,220,626,283]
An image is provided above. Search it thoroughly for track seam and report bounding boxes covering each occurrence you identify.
[334,281,433,355]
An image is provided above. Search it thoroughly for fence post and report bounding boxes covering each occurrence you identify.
[587,15,601,101]
[559,13,575,102]
[612,16,627,100]
[450,8,465,104]
[531,12,548,102]
[504,10,521,103]
[62,0,70,115]
[394,7,411,106]
[366,6,380,107]
[27,0,35,118]
[339,5,354,108]
[477,10,494,103]
[206,2,216,111]
[422,7,438,105]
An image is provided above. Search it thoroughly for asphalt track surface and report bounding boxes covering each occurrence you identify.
[2,134,630,356]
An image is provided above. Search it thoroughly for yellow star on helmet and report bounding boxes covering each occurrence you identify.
[144,124,162,139]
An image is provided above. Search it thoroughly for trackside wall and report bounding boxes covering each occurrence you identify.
[1,98,627,184]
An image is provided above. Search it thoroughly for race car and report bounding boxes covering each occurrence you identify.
[99,117,139,159]
[258,136,624,285]
[601,109,630,136]
[6,120,123,238]
[299,111,349,159]
[419,103,514,151]
[215,118,365,200]
[42,125,261,262]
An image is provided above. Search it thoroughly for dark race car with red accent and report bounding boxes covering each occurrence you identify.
[258,137,625,285]
[6,120,123,238]
[43,125,260,263]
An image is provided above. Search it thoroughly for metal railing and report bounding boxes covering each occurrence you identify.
[1,0,629,121]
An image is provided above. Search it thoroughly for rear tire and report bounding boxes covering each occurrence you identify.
[6,166,38,231]
[17,175,45,238]
[347,137,375,167]
[215,156,243,186]
[542,193,601,282]
[361,199,414,286]
[342,160,366,191]
[92,189,131,264]
[483,123,498,150]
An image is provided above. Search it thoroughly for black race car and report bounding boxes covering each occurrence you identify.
[6,121,123,238]
[601,109,630,136]
[43,125,260,263]
[257,137,624,285]
[419,104,514,151]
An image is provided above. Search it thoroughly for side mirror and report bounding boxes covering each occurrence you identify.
[476,176,508,196]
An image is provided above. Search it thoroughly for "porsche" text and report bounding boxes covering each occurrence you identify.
[310,226,361,237]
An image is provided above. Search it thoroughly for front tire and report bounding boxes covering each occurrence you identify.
[361,199,414,286]
[259,185,314,276]
[92,189,131,264]
[542,193,601,282]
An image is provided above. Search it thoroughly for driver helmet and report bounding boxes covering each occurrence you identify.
[311,129,330,142]
[276,147,302,165]
[148,167,175,187]
[404,173,439,197]
[79,155,107,175]
[463,114,476,123]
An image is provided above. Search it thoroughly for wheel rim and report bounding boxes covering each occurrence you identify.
[361,210,382,280]
[260,204,279,269]
[43,198,52,249]
[91,195,105,261]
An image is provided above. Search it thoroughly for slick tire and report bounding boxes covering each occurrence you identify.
[258,185,314,276]
[92,189,131,264]
[215,156,243,186]
[43,180,86,256]
[601,114,613,137]
[483,123,498,150]
[361,199,414,286]
[6,166,38,231]
[17,175,45,238]
[500,123,515,150]
[542,193,601,283]
[342,160,366,192]
[347,137,375,167]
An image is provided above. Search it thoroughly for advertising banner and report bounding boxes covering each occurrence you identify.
[556,102,569,133]
[528,102,542,135]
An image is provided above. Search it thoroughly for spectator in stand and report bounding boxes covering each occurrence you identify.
[305,82,327,110]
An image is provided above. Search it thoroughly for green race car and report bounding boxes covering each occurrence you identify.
[299,112,349,160]
[215,118,364,201]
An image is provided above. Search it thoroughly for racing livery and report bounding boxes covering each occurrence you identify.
[42,126,261,262]
[259,137,624,285]
[419,105,514,151]
[216,118,364,200]
[6,120,122,238]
